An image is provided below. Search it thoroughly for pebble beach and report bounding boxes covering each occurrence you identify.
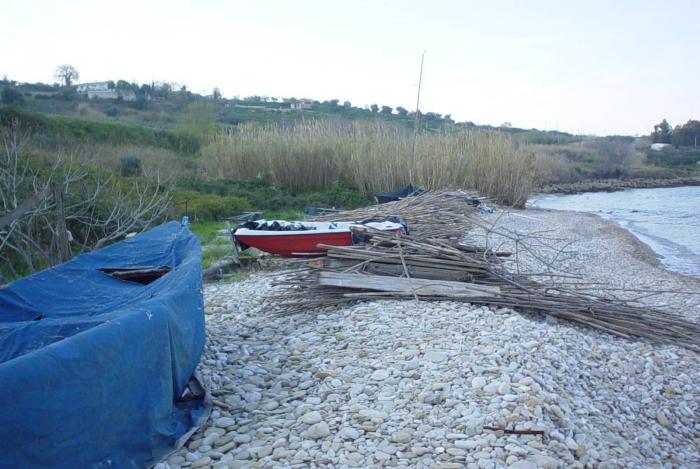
[157,208,700,469]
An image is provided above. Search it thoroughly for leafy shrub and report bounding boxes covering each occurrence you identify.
[176,191,251,221]
[1,87,25,105]
[119,155,142,177]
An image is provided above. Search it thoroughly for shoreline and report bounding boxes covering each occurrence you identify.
[159,208,699,469]
[528,187,700,280]
[487,208,700,314]
[538,176,700,195]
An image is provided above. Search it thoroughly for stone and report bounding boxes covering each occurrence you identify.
[391,429,413,443]
[530,455,560,469]
[454,440,477,450]
[483,382,500,394]
[508,461,537,469]
[301,421,330,439]
[263,400,279,411]
[471,377,487,389]
[300,411,322,425]
[272,447,289,460]
[374,451,391,462]
[424,351,448,363]
[358,409,388,421]
[656,411,671,428]
[257,445,273,458]
[217,440,236,453]
[446,447,466,456]
[215,417,236,428]
[233,434,251,443]
[371,369,390,380]
[191,456,212,468]
[338,427,360,440]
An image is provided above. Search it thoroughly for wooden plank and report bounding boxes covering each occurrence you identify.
[318,272,500,297]
[319,258,473,282]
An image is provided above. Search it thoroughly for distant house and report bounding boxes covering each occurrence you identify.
[76,82,136,101]
[289,100,313,110]
[650,143,672,151]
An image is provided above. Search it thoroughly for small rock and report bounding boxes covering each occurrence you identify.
[263,400,279,411]
[471,377,487,389]
[391,429,413,443]
[301,421,330,439]
[656,411,671,428]
[371,369,390,380]
[446,447,466,456]
[300,411,322,425]
[257,445,273,458]
[454,440,477,450]
[215,417,236,428]
[509,460,537,469]
[358,409,388,421]
[338,427,360,440]
[424,351,448,363]
[191,456,212,468]
[374,450,391,461]
[530,454,560,468]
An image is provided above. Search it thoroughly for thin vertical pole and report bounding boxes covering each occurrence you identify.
[53,182,71,262]
[410,51,426,186]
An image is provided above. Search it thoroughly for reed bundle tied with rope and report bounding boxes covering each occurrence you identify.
[272,193,700,351]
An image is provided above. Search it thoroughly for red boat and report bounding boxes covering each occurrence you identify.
[234,220,405,256]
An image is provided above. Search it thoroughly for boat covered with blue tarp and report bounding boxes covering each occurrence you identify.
[0,221,208,468]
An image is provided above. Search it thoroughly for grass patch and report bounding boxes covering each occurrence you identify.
[188,220,225,245]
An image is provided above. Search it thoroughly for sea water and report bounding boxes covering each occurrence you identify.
[530,186,700,277]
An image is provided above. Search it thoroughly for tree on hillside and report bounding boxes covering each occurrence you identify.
[396,106,408,116]
[651,119,672,144]
[212,88,222,100]
[671,120,700,148]
[1,87,24,105]
[380,106,393,115]
[54,65,80,87]
[343,101,352,107]
[370,104,379,113]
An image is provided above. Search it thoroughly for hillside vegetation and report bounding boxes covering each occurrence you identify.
[2,75,699,279]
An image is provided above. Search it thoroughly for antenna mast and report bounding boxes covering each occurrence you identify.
[410,51,426,186]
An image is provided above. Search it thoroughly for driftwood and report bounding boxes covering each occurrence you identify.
[319,271,501,297]
[271,193,700,352]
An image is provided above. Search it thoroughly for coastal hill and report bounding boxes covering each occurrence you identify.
[1,75,699,278]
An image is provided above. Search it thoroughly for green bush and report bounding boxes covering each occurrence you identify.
[176,191,251,221]
[1,87,25,105]
[119,155,142,177]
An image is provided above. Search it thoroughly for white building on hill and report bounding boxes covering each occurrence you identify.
[76,82,136,101]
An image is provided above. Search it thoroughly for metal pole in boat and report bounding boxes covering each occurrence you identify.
[410,51,426,186]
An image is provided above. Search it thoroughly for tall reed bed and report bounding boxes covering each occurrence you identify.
[199,120,536,206]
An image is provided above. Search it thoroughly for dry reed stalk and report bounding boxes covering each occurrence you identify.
[269,194,700,351]
[199,121,536,206]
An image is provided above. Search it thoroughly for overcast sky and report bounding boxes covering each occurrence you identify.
[2,0,698,135]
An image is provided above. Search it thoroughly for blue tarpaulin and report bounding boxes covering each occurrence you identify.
[0,221,207,468]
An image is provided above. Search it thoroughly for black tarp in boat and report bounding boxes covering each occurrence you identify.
[374,184,425,203]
